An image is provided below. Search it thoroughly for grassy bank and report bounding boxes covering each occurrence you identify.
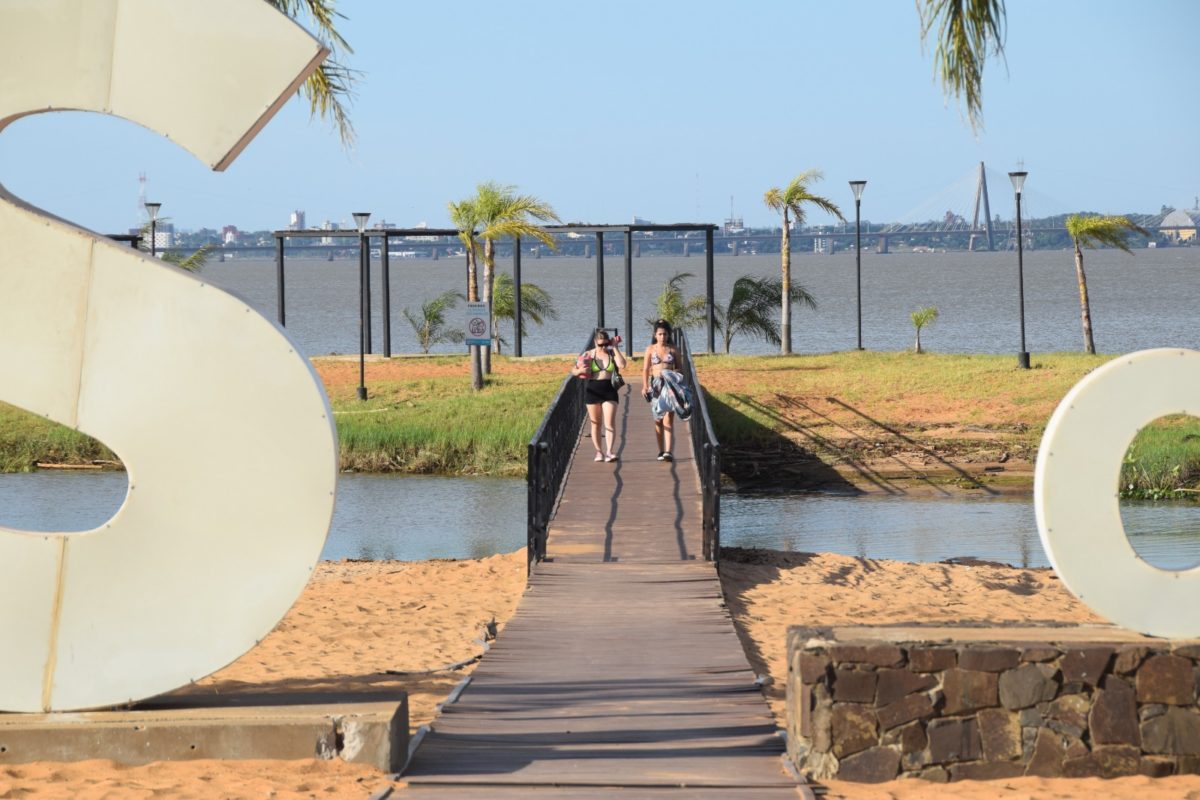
[3,350,1199,496]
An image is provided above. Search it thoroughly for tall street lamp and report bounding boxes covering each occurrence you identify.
[145,202,161,258]
[353,211,371,400]
[1008,171,1030,369]
[849,180,867,350]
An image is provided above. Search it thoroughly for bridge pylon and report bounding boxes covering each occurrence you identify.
[968,161,995,251]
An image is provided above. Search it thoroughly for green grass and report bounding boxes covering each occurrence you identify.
[0,404,117,472]
[1121,415,1200,500]
[333,372,565,474]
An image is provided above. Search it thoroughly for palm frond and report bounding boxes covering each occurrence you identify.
[160,243,212,273]
[918,0,1007,132]
[1065,214,1150,254]
[267,0,359,147]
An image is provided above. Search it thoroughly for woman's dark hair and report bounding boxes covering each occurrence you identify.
[650,319,673,345]
[593,328,610,344]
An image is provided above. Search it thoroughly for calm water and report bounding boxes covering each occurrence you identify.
[3,472,1200,570]
[203,248,1200,357]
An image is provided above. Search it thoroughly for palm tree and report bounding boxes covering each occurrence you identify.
[918,0,1007,132]
[472,182,560,373]
[650,272,708,332]
[268,0,358,146]
[138,219,211,272]
[716,275,816,354]
[763,171,844,354]
[448,198,483,389]
[491,272,557,354]
[1064,214,1150,354]
[403,290,466,354]
[911,306,939,353]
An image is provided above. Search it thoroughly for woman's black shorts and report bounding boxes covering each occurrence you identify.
[585,378,619,405]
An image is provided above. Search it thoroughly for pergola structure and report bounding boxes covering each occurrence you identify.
[271,222,719,360]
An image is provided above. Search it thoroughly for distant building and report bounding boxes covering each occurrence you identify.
[1160,209,1199,242]
[319,219,340,246]
[221,225,239,245]
[289,210,306,230]
[153,221,175,249]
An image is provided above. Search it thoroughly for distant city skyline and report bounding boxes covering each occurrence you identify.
[1,1,1196,234]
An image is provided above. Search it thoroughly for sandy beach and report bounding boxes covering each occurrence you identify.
[4,548,1200,798]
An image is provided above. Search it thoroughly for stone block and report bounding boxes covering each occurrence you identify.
[810,683,833,753]
[1172,644,1200,661]
[1026,728,1072,777]
[1113,646,1148,674]
[942,669,998,715]
[927,717,981,765]
[949,760,1026,780]
[1138,756,1176,777]
[999,663,1058,710]
[799,652,831,684]
[1142,708,1200,755]
[1178,755,1200,774]
[1046,694,1090,739]
[1062,754,1102,778]
[833,668,878,703]
[837,746,900,783]
[1137,654,1196,706]
[959,646,1020,673]
[1060,646,1113,687]
[877,693,934,731]
[1019,707,1043,728]
[831,643,905,668]
[977,707,1021,762]
[1091,674,1139,746]
[832,703,878,758]
[799,683,813,739]
[1092,744,1141,778]
[1020,646,1061,663]
[1140,703,1168,722]
[875,669,937,707]
[916,765,949,782]
[908,647,956,673]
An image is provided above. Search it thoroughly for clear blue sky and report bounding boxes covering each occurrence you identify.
[1,0,1196,234]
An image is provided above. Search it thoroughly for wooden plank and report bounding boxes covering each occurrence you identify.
[402,379,799,794]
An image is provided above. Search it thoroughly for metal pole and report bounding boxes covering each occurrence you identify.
[705,227,715,353]
[358,233,368,400]
[150,219,157,258]
[624,230,633,357]
[1016,192,1029,369]
[381,233,391,358]
[364,236,373,354]
[855,199,863,350]
[595,231,605,328]
[513,235,523,358]
[275,236,286,327]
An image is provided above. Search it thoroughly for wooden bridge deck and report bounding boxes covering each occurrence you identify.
[401,379,804,797]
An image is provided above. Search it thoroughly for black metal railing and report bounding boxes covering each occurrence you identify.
[526,334,592,573]
[676,330,721,563]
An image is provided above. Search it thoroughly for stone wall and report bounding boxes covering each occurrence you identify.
[787,626,1200,783]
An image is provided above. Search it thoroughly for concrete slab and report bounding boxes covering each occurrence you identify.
[0,692,407,771]
[801,624,1198,645]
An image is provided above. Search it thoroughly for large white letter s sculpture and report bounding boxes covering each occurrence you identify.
[0,0,336,711]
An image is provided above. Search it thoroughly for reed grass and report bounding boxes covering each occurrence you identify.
[0,404,117,472]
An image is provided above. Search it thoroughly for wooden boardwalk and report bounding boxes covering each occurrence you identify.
[401,379,804,797]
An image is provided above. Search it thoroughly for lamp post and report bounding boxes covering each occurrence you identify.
[353,211,371,400]
[145,202,161,258]
[848,181,867,350]
[1008,171,1030,369]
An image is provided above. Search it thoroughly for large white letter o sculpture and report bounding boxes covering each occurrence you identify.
[0,1,335,711]
[1035,348,1200,638]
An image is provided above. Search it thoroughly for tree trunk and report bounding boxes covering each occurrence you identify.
[1074,241,1096,354]
[780,210,792,354]
[482,239,494,374]
[914,328,922,354]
